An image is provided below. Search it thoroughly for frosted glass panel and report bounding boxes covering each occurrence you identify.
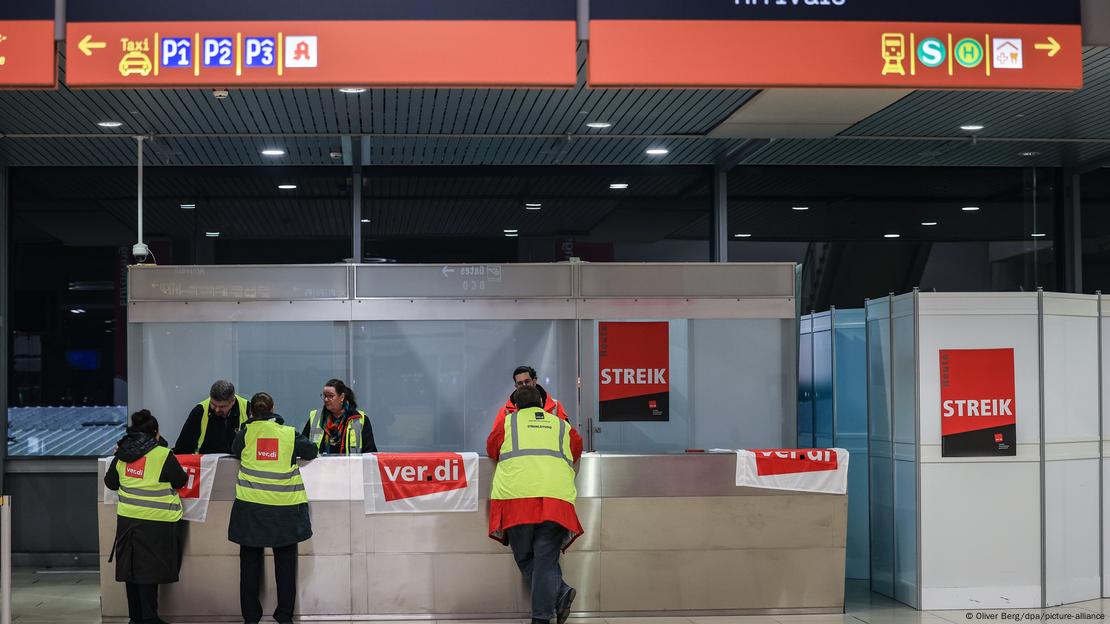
[833,309,869,581]
[895,458,919,608]
[798,328,814,448]
[813,329,833,448]
[236,322,349,432]
[351,320,577,454]
[590,319,791,453]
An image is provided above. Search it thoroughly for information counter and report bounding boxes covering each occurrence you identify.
[97,454,847,621]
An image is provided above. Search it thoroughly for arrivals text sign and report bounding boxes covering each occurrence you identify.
[65,0,576,88]
[939,348,1017,457]
[599,321,670,422]
[589,0,1082,89]
[0,1,57,88]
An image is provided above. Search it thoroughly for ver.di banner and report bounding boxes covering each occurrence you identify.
[735,449,849,494]
[598,321,669,422]
[363,452,479,514]
[101,453,224,522]
[940,348,1016,457]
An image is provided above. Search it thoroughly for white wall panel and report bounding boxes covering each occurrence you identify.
[1045,458,1100,606]
[919,462,1041,609]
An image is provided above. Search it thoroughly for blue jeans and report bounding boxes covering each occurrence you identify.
[506,521,571,621]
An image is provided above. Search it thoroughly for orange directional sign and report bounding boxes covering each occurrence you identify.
[0,2,57,88]
[64,1,576,88]
[589,0,1084,90]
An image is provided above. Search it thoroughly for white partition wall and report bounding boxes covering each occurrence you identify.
[1041,294,1101,605]
[869,290,1105,610]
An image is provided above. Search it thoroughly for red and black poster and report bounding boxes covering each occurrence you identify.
[598,321,669,422]
[940,348,1016,457]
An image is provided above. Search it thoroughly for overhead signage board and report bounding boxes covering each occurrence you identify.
[0,1,57,88]
[589,0,1083,90]
[65,0,576,88]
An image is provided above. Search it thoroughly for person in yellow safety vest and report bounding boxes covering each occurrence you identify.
[229,392,318,624]
[302,378,377,455]
[104,409,187,624]
[173,379,249,455]
[488,385,582,624]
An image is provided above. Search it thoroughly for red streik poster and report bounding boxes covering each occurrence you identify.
[940,348,1016,457]
[599,321,669,422]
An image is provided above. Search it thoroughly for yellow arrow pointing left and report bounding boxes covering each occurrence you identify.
[78,34,106,57]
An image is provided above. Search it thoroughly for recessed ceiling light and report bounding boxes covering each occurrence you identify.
[180,203,196,210]
[261,148,285,157]
[505,233,519,238]
[97,121,123,128]
[339,88,367,94]
[524,203,543,210]
[278,184,297,190]
[586,122,612,129]
[1032,233,1047,238]
[734,233,752,238]
[962,206,980,212]
[960,124,985,131]
[205,231,220,238]
[884,233,901,239]
[609,183,629,190]
[360,218,370,223]
[1020,151,1041,157]
[921,221,938,226]
[792,206,810,211]
[69,308,86,314]
[503,229,519,234]
[645,148,669,156]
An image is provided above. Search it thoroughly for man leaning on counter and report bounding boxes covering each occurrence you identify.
[174,380,249,455]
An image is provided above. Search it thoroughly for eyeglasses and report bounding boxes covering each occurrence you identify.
[321,393,339,400]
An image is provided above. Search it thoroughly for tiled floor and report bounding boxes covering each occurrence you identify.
[7,571,1110,624]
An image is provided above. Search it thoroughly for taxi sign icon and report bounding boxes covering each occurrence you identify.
[955,38,984,69]
[119,51,153,77]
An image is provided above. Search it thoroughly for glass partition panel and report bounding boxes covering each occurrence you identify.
[351,320,577,454]
[589,319,792,453]
[236,322,350,432]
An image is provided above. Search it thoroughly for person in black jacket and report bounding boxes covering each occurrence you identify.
[174,380,248,455]
[230,393,318,624]
[104,410,187,624]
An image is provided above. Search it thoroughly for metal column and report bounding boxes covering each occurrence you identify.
[352,137,363,263]
[710,166,728,263]
[0,167,7,494]
[1054,169,1083,293]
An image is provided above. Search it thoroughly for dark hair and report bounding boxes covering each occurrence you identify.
[511,385,543,409]
[325,379,358,410]
[249,392,274,418]
[128,409,159,436]
[210,379,236,401]
[512,366,537,381]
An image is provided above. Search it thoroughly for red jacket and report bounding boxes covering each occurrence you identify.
[487,390,583,551]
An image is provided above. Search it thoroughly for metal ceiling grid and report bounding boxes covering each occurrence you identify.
[845,48,1110,140]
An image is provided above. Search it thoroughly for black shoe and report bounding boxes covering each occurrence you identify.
[532,619,551,624]
[556,586,576,624]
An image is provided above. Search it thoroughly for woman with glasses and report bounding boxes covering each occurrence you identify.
[302,378,377,455]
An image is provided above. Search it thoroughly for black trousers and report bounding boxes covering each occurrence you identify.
[240,543,298,623]
[124,582,159,624]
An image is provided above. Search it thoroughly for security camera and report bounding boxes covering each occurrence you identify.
[132,243,151,264]
[329,150,343,161]
[212,89,230,100]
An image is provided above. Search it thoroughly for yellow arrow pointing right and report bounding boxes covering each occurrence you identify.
[78,34,106,57]
[1034,36,1061,58]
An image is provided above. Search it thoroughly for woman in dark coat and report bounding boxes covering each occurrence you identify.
[104,410,187,624]
[230,392,318,624]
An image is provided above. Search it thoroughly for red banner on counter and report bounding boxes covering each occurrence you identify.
[940,348,1016,457]
[736,449,849,494]
[598,321,669,422]
[363,452,479,514]
[102,453,224,522]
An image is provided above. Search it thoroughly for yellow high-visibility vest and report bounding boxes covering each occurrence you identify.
[116,445,183,522]
[235,419,307,506]
[490,407,576,505]
[307,409,366,454]
[195,395,249,452]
